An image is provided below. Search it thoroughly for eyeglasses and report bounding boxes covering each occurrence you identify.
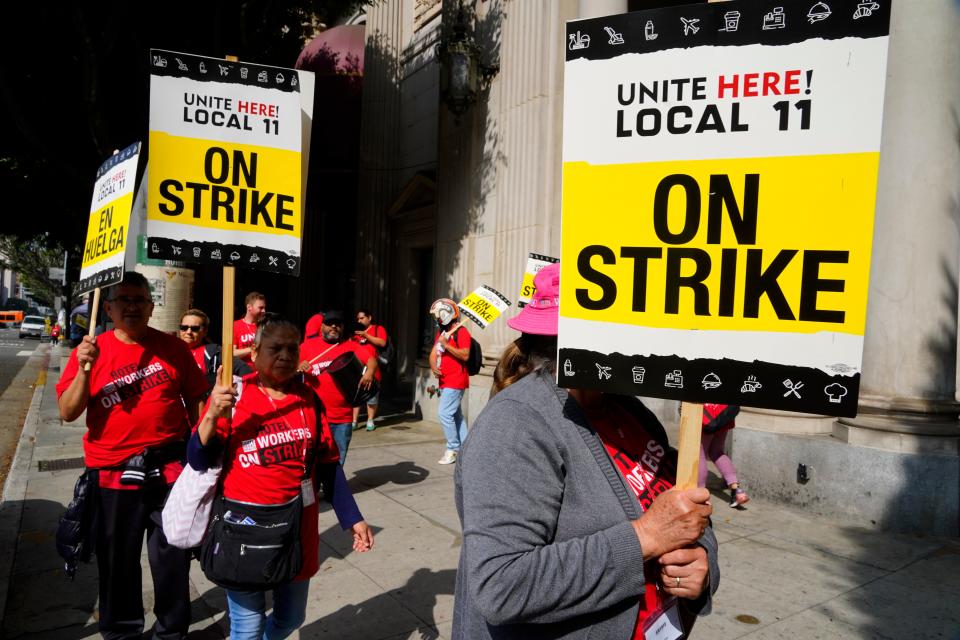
[179,324,204,332]
[111,296,151,307]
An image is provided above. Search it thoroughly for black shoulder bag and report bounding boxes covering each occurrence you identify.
[200,385,314,591]
[200,494,304,591]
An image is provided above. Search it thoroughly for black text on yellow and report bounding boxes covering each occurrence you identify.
[84,206,124,263]
[157,147,295,230]
[575,173,847,323]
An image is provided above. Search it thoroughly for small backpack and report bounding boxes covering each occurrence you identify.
[374,327,395,368]
[457,327,483,376]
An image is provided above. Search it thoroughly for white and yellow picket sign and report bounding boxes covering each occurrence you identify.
[78,143,140,294]
[517,253,560,308]
[459,285,512,329]
[145,49,307,274]
[558,1,891,418]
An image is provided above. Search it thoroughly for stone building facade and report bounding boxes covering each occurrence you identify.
[354,0,960,535]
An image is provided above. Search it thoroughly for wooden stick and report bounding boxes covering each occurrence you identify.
[221,266,235,386]
[219,55,241,389]
[675,401,704,490]
[307,342,340,365]
[672,0,725,490]
[83,287,101,372]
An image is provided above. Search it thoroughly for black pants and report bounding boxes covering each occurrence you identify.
[96,485,191,640]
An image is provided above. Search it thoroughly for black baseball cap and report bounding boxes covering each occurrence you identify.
[322,310,345,325]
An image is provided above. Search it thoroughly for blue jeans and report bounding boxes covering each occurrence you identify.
[226,579,311,640]
[329,422,352,465]
[438,387,468,451]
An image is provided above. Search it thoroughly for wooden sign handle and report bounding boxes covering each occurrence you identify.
[675,401,704,490]
[83,287,101,372]
[221,266,235,387]
[218,55,241,389]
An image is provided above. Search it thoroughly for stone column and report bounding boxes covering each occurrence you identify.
[577,0,627,19]
[355,2,405,318]
[835,0,960,454]
[733,1,960,536]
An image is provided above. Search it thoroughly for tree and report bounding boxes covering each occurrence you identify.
[0,235,67,308]
[1,298,30,312]
[0,0,365,251]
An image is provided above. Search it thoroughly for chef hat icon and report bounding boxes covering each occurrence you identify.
[824,383,848,403]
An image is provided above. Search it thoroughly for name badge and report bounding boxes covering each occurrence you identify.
[301,478,316,507]
[643,601,683,640]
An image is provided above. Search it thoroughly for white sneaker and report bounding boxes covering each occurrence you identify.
[438,449,458,465]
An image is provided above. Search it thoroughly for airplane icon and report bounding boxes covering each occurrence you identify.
[596,363,612,380]
[681,17,700,36]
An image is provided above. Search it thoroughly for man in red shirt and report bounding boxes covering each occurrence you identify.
[298,310,377,465]
[428,298,471,465]
[233,291,266,362]
[57,272,208,640]
[352,308,388,432]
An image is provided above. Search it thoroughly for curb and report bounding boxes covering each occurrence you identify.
[0,346,51,628]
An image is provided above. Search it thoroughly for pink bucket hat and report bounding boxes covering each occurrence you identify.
[508,262,560,336]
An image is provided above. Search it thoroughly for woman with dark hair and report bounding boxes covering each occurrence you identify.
[190,313,373,639]
[454,263,719,640]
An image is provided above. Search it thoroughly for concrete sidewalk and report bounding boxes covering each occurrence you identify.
[1,344,958,639]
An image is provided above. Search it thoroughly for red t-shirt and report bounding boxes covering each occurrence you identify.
[353,324,387,381]
[435,325,470,390]
[702,403,735,433]
[56,329,208,484]
[233,318,258,361]
[210,374,339,580]
[300,337,376,423]
[587,402,677,639]
[190,343,207,370]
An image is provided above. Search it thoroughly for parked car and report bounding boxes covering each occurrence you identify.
[19,315,46,340]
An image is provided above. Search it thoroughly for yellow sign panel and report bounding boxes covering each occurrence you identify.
[147,133,301,238]
[561,153,879,336]
[83,193,134,267]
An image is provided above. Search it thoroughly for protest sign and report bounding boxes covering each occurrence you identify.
[558,0,890,418]
[459,285,511,329]
[78,143,140,294]
[145,50,306,274]
[517,253,560,308]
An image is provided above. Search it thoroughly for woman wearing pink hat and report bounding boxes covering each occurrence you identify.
[453,263,719,640]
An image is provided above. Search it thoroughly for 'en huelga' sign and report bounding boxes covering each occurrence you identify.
[558,1,891,417]
[78,143,140,294]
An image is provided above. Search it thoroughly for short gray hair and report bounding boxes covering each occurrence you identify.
[107,271,152,300]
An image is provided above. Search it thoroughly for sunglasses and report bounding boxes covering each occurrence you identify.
[179,324,204,332]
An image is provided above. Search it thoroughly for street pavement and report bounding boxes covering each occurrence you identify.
[0,330,49,505]
[0,328,43,399]
[0,344,957,639]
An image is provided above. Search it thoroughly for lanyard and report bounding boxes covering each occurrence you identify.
[257,382,311,476]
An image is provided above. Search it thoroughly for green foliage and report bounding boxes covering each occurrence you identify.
[0,0,367,250]
[1,298,30,312]
[0,235,67,308]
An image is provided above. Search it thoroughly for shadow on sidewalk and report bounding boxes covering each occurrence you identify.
[1,497,232,640]
[299,568,455,640]
[347,461,430,494]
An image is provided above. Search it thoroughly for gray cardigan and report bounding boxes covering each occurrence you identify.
[453,369,720,640]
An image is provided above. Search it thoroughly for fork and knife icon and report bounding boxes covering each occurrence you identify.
[783,379,804,398]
